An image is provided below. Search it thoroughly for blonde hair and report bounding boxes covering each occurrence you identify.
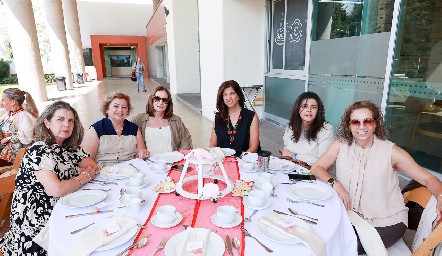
[100,92,133,116]
[3,88,39,118]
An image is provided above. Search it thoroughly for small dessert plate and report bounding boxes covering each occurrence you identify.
[149,167,169,174]
[151,212,183,228]
[211,213,242,228]
[243,197,271,210]
[125,180,149,188]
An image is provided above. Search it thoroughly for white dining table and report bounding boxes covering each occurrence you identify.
[47,155,358,256]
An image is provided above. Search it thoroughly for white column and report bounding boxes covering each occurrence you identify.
[44,0,73,89]
[3,0,48,102]
[62,0,86,81]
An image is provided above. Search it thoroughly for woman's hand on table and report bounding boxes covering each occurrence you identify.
[334,182,350,210]
[137,149,150,159]
[280,149,294,158]
[79,164,98,180]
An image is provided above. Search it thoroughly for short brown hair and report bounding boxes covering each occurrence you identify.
[215,80,245,126]
[146,86,173,119]
[337,100,388,145]
[100,92,133,116]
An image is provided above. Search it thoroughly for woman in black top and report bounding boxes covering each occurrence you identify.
[209,80,259,153]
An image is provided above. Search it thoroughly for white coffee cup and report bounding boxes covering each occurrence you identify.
[260,182,274,198]
[123,187,142,201]
[127,198,142,213]
[217,205,239,224]
[156,205,176,224]
[153,159,166,172]
[248,190,266,207]
[255,177,272,187]
[129,173,144,186]
[242,160,255,171]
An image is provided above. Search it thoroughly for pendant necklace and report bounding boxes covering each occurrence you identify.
[226,111,242,144]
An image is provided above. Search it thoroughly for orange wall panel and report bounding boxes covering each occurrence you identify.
[146,1,166,46]
[91,35,147,80]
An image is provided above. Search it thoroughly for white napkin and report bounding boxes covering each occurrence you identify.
[33,223,50,251]
[64,215,137,256]
[100,166,134,177]
[179,227,211,256]
[347,210,388,256]
[258,212,326,256]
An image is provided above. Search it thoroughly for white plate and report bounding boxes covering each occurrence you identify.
[151,212,183,228]
[150,152,185,164]
[268,159,296,171]
[287,183,332,201]
[59,190,106,208]
[243,197,271,210]
[149,166,170,174]
[125,180,149,188]
[165,230,225,256]
[99,172,127,180]
[221,148,236,156]
[81,217,138,251]
[100,166,135,178]
[257,215,312,244]
[211,213,242,228]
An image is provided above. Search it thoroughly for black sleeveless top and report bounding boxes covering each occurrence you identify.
[214,108,258,153]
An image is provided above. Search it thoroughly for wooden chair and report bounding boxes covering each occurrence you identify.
[0,148,27,235]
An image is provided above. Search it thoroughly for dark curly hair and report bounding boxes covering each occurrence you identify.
[288,92,326,142]
[100,92,133,116]
[337,100,388,145]
[146,86,173,119]
[34,101,84,150]
[215,80,245,126]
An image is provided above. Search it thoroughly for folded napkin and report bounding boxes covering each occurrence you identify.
[347,210,388,256]
[64,215,137,256]
[33,223,50,251]
[100,166,134,177]
[258,212,326,256]
[179,227,211,256]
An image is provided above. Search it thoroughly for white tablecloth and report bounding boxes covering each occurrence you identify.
[47,156,357,255]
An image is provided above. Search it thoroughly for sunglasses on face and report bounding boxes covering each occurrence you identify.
[349,118,376,127]
[153,96,169,103]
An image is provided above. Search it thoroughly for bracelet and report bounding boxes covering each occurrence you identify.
[75,176,82,186]
[81,171,92,181]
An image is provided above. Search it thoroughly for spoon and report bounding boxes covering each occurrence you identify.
[116,235,150,256]
[245,210,258,222]
[271,186,277,197]
[232,237,241,255]
[119,188,125,201]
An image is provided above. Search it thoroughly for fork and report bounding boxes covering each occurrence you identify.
[153,237,167,256]
[82,188,111,192]
[129,163,139,171]
[286,197,324,207]
[241,227,273,253]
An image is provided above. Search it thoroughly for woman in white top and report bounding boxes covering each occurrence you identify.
[0,88,38,165]
[132,86,192,155]
[280,91,334,166]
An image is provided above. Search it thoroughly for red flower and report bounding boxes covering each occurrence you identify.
[233,130,237,134]
[227,131,232,135]
[230,139,234,143]
[238,115,242,120]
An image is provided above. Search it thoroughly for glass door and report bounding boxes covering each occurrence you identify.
[104,47,112,77]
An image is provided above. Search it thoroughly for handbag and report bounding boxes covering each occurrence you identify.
[130,71,136,82]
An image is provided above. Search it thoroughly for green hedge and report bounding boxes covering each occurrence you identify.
[0,76,18,84]
[0,59,10,80]
[45,74,56,83]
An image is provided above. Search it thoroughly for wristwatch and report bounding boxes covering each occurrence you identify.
[327,177,336,187]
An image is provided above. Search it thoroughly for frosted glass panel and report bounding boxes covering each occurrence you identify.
[264,77,305,120]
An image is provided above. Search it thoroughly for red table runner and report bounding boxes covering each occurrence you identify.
[131,154,245,256]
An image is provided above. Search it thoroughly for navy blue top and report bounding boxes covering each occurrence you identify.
[91,118,138,138]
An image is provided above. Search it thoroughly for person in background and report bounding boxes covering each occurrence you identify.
[132,56,146,92]
[131,86,192,155]
[0,88,39,166]
[310,100,442,254]
[209,80,260,154]
[0,101,98,255]
[82,92,149,166]
[280,92,334,166]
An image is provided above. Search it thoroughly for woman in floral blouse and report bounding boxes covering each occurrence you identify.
[0,101,98,255]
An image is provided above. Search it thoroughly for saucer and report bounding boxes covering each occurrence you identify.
[211,213,242,228]
[151,212,183,228]
[149,167,169,174]
[243,197,271,210]
[118,197,147,207]
[240,164,257,173]
[125,180,149,188]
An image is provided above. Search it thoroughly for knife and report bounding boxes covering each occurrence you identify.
[226,235,233,256]
[273,210,317,225]
[65,210,114,219]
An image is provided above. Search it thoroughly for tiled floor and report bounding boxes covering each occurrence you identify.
[38,78,286,155]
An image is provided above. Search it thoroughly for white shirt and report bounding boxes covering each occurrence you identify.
[144,126,172,155]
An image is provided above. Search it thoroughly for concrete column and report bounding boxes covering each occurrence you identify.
[44,0,73,89]
[62,0,86,82]
[3,0,48,102]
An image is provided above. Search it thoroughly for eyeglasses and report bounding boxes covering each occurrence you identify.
[349,118,376,127]
[153,96,169,103]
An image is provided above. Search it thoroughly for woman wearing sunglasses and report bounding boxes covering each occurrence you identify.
[82,92,149,165]
[280,92,334,166]
[310,100,442,254]
[209,80,260,154]
[131,86,192,155]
